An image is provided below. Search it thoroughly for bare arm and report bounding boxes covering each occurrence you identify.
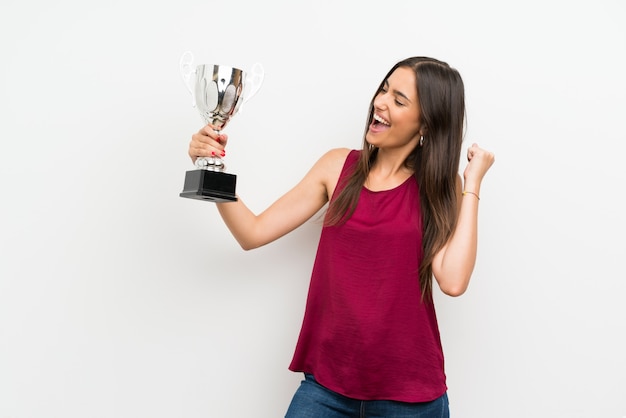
[432,143,495,296]
[187,125,351,250]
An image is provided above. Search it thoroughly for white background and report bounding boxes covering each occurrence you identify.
[1,1,625,417]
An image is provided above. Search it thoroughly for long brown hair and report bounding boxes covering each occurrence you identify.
[325,57,466,301]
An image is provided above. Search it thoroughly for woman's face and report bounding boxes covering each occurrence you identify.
[366,66,423,151]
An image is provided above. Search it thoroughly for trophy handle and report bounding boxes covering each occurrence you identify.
[179,51,196,107]
[244,62,264,103]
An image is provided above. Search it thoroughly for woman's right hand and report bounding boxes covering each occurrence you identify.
[188,124,228,164]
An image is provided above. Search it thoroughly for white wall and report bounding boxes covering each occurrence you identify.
[1,0,625,417]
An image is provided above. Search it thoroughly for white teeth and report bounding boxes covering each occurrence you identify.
[373,114,389,125]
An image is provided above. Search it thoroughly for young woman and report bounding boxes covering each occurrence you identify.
[188,56,495,418]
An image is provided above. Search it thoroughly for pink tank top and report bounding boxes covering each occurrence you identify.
[289,150,446,402]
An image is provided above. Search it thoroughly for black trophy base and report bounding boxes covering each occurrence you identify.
[179,169,238,202]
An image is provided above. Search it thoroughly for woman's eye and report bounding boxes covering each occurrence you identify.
[395,100,405,106]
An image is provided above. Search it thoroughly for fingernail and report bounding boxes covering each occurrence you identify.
[211,151,216,156]
[220,151,226,157]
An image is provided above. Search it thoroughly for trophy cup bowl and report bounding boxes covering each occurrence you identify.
[179,51,264,202]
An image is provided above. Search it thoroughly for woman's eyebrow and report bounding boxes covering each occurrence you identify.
[393,89,411,103]
[383,80,412,103]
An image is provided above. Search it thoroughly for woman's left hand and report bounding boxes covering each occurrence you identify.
[464,143,495,185]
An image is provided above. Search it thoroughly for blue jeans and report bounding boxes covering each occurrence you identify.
[285,374,450,418]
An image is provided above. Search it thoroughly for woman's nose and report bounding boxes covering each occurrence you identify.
[373,92,387,109]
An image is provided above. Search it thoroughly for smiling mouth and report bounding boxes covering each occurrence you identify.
[373,113,390,126]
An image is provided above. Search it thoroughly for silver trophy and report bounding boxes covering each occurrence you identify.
[179,51,264,202]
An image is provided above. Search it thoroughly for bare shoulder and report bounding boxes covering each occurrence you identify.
[318,147,352,167]
[309,147,352,199]
[312,147,352,180]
